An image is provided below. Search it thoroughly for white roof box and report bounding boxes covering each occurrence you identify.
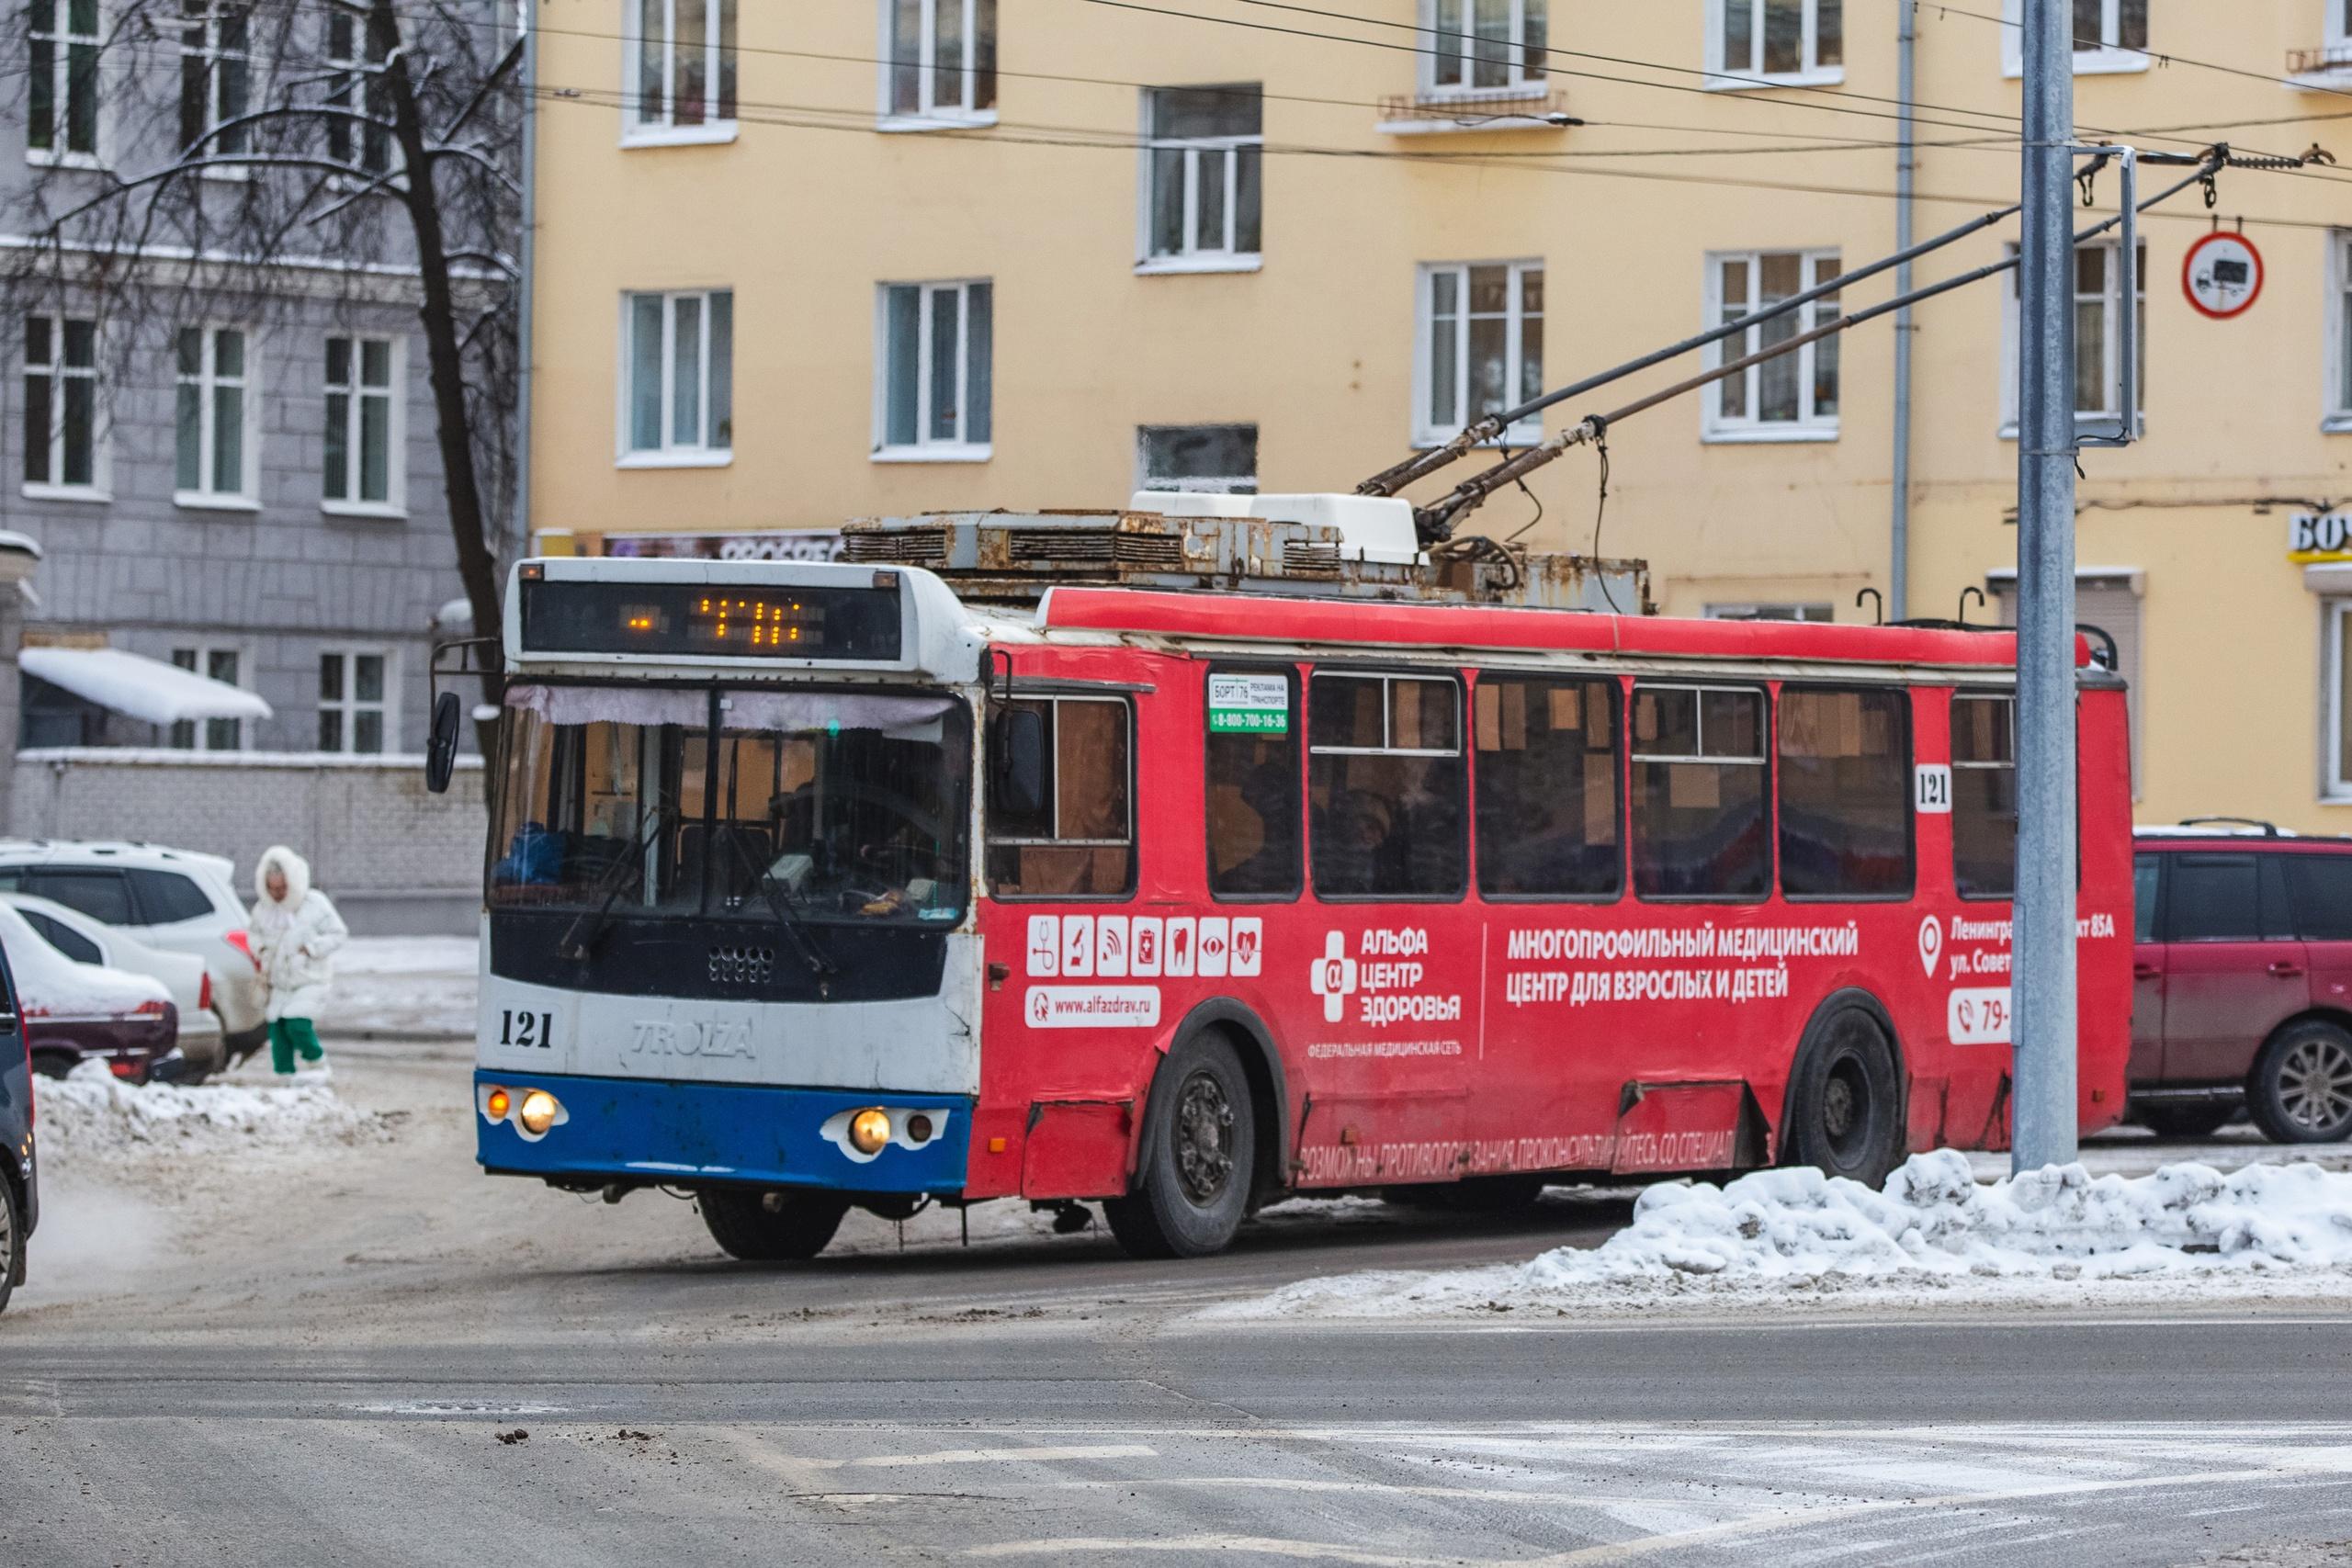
[1132,491,1424,567]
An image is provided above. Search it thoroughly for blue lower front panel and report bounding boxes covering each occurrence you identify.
[475,1070,972,1194]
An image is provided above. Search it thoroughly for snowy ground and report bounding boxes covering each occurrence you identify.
[1215,1150,2352,1321]
[312,934,477,1039]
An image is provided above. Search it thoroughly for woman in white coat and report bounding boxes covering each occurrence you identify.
[247,845,349,1076]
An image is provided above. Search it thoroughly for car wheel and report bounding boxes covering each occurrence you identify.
[2135,1101,2237,1140]
[28,1052,76,1081]
[0,1176,19,1314]
[1782,1000,1905,1188]
[1104,1034,1256,1260]
[697,1189,851,1261]
[2247,1021,2352,1145]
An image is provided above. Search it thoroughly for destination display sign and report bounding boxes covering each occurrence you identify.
[520,578,904,661]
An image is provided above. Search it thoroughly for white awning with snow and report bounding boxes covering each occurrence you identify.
[19,647,275,727]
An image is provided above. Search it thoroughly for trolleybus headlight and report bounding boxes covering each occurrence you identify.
[484,1088,511,1122]
[905,1112,934,1145]
[849,1108,892,1155]
[518,1089,561,1136]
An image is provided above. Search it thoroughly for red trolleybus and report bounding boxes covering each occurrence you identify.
[466,493,2132,1260]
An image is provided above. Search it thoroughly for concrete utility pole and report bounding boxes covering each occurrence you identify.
[2012,0,2080,1171]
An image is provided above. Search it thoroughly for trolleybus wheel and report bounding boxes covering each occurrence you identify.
[2246,1020,2352,1145]
[1105,1034,1256,1260]
[1781,1000,1904,1188]
[697,1188,852,1262]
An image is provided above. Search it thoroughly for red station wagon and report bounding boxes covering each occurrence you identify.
[2132,822,2352,1143]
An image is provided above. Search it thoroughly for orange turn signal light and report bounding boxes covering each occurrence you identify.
[486,1089,511,1121]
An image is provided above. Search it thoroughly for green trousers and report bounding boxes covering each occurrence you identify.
[268,1017,325,1074]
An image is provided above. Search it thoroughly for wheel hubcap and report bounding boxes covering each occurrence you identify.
[2279,1038,2352,1132]
[1173,1070,1236,1204]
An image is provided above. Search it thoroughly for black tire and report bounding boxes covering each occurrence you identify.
[1380,1175,1547,1211]
[1104,1034,1256,1260]
[697,1189,851,1261]
[0,1175,19,1314]
[28,1052,75,1081]
[1781,1000,1905,1188]
[2135,1101,2237,1140]
[2246,1021,2352,1145]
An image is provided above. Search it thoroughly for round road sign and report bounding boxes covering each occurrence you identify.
[2182,231,2264,319]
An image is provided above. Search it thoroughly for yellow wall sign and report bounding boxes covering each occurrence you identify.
[2290,512,2352,565]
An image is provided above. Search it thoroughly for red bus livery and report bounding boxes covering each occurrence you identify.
[469,494,2132,1261]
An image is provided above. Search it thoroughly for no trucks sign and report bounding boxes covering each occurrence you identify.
[2182,231,2263,320]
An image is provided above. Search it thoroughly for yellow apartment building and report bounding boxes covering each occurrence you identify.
[526,0,2352,829]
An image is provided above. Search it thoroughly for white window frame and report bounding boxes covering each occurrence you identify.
[622,0,737,148]
[1137,423,1259,495]
[174,323,259,510]
[616,289,733,468]
[2326,599,2352,802]
[322,333,406,516]
[1413,259,1544,448]
[178,1,254,171]
[1136,87,1263,275]
[2000,0,2150,76]
[27,0,104,169]
[1707,0,1843,89]
[22,312,108,502]
[317,646,397,757]
[167,642,253,752]
[1703,249,1841,444]
[1419,0,1548,101]
[876,0,998,130]
[2293,0,2352,82]
[1998,239,2145,437]
[2328,231,2352,434]
[873,279,993,463]
[322,8,391,175]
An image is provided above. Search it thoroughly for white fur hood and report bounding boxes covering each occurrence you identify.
[254,845,312,910]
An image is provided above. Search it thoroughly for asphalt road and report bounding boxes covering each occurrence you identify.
[6,1043,2351,1567]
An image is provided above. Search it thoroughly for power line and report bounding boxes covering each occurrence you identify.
[1922,0,2352,104]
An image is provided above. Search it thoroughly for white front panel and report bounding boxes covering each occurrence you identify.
[477,931,983,1096]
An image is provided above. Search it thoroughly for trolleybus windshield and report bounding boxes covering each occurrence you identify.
[490,684,970,927]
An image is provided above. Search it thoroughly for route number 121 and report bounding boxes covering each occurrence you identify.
[499,1009,555,1049]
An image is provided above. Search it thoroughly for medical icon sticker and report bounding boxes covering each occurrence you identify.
[1018,915,1259,1027]
[2182,231,2263,320]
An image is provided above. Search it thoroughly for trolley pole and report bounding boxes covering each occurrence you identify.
[2012,0,2080,1172]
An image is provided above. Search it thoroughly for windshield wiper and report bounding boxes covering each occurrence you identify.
[719,830,837,979]
[556,804,671,961]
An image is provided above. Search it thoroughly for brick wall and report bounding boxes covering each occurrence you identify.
[7,750,486,934]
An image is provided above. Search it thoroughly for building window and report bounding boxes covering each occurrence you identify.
[985,696,1134,898]
[622,290,732,462]
[2001,0,2148,73]
[2331,231,2352,429]
[169,647,247,751]
[324,335,402,512]
[627,0,737,141]
[876,280,992,459]
[1707,250,1839,440]
[1417,261,1542,446]
[324,9,391,174]
[1426,0,1548,97]
[2001,241,2145,431]
[2327,601,2352,799]
[179,1,251,156]
[174,326,254,502]
[28,0,101,163]
[883,0,997,124]
[1713,0,1841,84]
[319,649,391,755]
[1138,424,1257,494]
[23,314,101,496]
[1142,85,1263,271]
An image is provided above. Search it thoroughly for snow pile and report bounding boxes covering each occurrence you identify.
[1223,1150,2352,1318]
[36,1059,392,1159]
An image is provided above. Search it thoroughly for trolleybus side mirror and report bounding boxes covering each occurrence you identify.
[425,691,463,795]
[989,707,1046,818]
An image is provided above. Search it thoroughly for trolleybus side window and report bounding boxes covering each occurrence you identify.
[1473,675,1621,899]
[1951,694,2017,899]
[1630,684,1769,901]
[1206,668,1302,900]
[1778,686,1914,899]
[1307,672,1465,900]
[986,696,1136,899]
